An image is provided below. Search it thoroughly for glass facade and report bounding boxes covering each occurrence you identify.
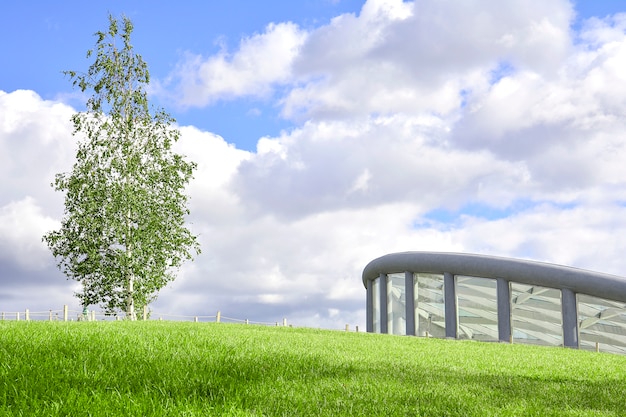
[578,294,626,354]
[372,277,380,333]
[365,263,626,355]
[414,273,445,337]
[510,283,563,346]
[387,273,406,335]
[455,276,498,341]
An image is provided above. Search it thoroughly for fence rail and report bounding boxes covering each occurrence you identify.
[0,305,361,332]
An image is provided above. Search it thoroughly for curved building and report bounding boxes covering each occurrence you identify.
[362,252,626,354]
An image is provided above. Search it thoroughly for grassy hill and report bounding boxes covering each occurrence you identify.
[1,321,625,416]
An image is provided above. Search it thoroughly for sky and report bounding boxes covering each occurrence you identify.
[2,0,626,329]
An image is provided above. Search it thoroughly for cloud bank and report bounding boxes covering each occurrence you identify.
[2,0,626,329]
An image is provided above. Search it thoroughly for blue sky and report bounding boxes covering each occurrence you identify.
[2,0,365,150]
[3,0,624,151]
[2,0,626,328]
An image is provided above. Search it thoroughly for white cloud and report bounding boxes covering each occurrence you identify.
[0,89,78,275]
[449,202,626,276]
[448,15,626,203]
[282,0,573,120]
[160,22,307,107]
[158,0,574,121]
[0,197,58,270]
[578,13,626,45]
[231,115,530,219]
[174,125,250,226]
[0,90,75,213]
[348,169,372,194]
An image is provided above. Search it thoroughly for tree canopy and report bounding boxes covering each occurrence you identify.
[44,15,200,319]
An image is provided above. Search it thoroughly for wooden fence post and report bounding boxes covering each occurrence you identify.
[345,324,349,332]
[194,316,198,322]
[16,312,20,321]
[143,305,148,321]
[216,311,221,323]
[283,318,287,327]
[356,325,359,333]
[245,319,249,325]
[1,312,4,320]
[49,310,53,321]
[91,311,96,321]
[63,305,68,322]
[25,309,30,321]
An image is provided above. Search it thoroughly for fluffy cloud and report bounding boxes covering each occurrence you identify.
[0,90,75,212]
[0,91,78,307]
[232,115,530,220]
[0,198,58,271]
[282,0,573,120]
[173,125,250,224]
[449,202,626,275]
[160,22,307,107]
[0,90,76,272]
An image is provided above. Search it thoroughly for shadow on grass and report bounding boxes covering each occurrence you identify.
[144,346,626,416]
[2,323,625,416]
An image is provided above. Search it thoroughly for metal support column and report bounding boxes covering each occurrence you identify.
[366,278,373,333]
[405,271,415,336]
[562,288,579,348]
[497,278,511,343]
[444,272,457,338]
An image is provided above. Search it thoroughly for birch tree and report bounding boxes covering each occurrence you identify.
[44,15,200,320]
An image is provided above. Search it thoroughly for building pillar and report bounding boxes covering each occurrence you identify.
[497,278,511,343]
[405,271,415,336]
[444,272,457,338]
[562,288,579,348]
[380,273,388,334]
[366,278,373,333]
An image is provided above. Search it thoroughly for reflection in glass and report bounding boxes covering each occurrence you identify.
[414,273,445,337]
[510,283,562,346]
[372,277,381,333]
[387,273,406,335]
[578,294,626,354]
[456,276,498,341]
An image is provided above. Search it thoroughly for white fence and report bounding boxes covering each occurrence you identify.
[0,305,361,332]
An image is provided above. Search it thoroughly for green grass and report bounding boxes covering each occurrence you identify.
[1,322,625,416]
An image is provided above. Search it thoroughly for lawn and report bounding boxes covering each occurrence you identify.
[1,321,625,416]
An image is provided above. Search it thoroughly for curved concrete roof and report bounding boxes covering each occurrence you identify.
[362,251,626,302]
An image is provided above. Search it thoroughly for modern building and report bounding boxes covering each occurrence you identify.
[362,252,626,354]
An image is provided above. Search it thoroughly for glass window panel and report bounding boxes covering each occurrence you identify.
[510,283,562,346]
[387,273,406,335]
[414,273,445,337]
[456,276,498,342]
[372,277,380,333]
[577,294,626,355]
